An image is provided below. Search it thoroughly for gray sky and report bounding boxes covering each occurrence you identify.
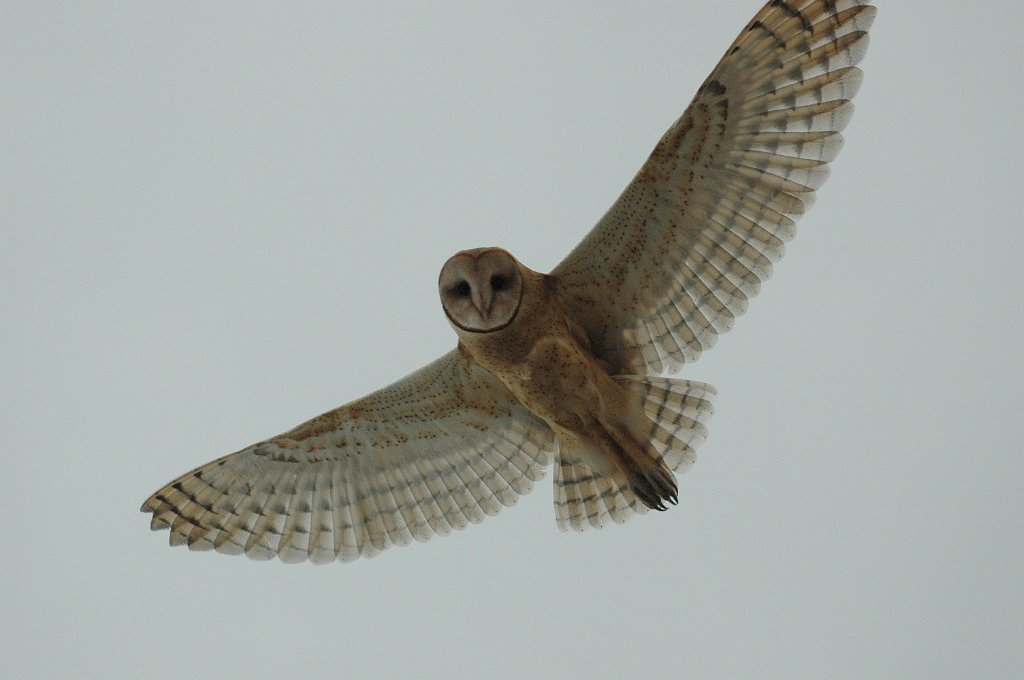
[3,1,1022,678]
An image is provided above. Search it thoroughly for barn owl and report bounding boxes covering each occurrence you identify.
[143,0,875,564]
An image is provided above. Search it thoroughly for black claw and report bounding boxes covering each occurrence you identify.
[630,465,679,511]
[629,477,658,510]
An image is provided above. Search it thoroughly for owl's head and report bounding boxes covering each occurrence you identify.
[439,248,524,333]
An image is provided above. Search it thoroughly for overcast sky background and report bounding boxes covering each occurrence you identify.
[3,2,1022,678]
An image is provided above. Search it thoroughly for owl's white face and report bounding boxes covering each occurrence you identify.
[439,248,524,333]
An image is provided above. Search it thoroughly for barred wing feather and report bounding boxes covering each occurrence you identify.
[141,349,556,564]
[552,1,876,375]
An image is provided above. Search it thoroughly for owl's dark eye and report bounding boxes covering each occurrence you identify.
[490,275,506,291]
[453,280,471,297]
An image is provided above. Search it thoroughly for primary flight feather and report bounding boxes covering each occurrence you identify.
[143,0,876,563]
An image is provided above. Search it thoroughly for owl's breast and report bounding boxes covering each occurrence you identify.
[456,271,625,430]
[494,333,621,436]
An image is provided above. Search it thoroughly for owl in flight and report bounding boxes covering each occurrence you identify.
[143,1,875,563]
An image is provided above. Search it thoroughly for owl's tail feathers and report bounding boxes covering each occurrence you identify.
[553,377,716,531]
[617,376,716,476]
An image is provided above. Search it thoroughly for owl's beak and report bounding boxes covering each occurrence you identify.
[471,286,493,320]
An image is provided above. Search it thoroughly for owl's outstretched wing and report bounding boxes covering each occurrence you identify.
[141,349,555,564]
[552,1,876,375]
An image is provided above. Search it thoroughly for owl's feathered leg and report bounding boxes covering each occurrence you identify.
[552,377,716,530]
[601,419,677,511]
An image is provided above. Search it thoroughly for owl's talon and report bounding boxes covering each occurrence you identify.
[630,469,677,512]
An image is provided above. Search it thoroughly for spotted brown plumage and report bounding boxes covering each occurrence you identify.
[554,0,875,376]
[143,0,875,562]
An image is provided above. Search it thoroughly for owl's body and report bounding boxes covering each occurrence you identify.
[452,259,611,445]
[143,1,876,563]
[449,252,683,511]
